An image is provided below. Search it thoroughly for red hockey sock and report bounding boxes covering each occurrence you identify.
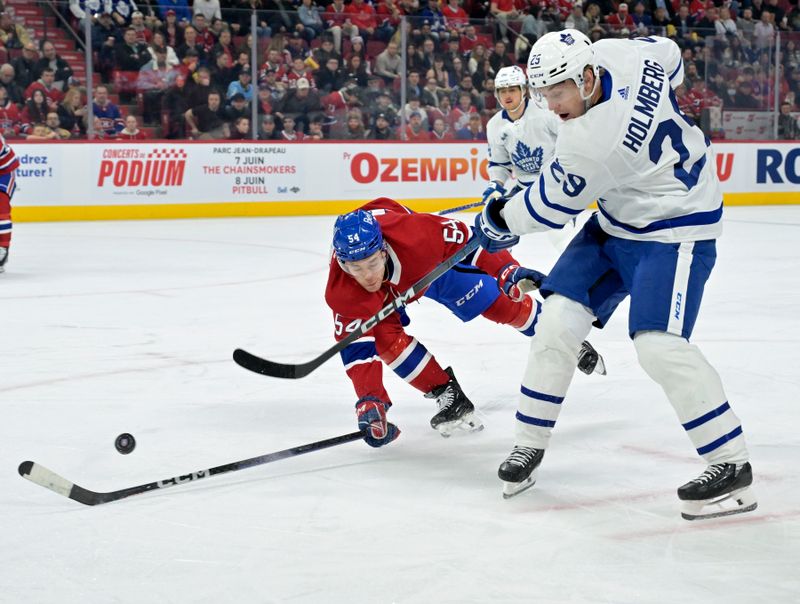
[0,191,10,250]
[482,294,536,329]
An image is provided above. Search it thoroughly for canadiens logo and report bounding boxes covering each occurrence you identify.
[511,141,544,174]
[97,148,187,187]
[560,33,575,45]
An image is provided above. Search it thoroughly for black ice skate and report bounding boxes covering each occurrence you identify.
[426,367,483,437]
[0,247,7,274]
[578,340,606,376]
[498,446,544,499]
[677,462,757,521]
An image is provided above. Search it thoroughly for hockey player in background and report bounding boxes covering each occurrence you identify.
[484,65,582,251]
[328,198,604,448]
[0,132,18,272]
[475,30,756,520]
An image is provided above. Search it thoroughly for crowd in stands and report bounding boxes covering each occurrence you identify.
[0,0,798,141]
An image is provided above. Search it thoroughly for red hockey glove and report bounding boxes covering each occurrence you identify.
[355,397,401,448]
[497,263,546,302]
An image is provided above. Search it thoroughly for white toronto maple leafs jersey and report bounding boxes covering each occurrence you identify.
[503,36,723,243]
[486,99,561,187]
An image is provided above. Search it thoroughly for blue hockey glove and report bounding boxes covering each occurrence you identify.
[356,396,401,448]
[481,181,506,205]
[396,305,411,327]
[497,263,546,302]
[473,195,519,252]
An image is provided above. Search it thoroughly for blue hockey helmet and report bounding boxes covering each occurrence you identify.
[332,210,385,262]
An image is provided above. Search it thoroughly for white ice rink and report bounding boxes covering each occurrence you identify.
[2,206,799,603]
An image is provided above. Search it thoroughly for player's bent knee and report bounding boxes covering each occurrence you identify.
[530,294,594,357]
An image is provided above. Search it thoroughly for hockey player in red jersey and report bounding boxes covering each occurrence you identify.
[327,198,603,448]
[0,132,18,273]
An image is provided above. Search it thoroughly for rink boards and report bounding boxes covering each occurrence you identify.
[11,140,800,222]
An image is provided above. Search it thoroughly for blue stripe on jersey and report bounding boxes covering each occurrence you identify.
[489,160,513,167]
[340,340,378,366]
[516,410,556,428]
[597,201,722,235]
[682,401,731,431]
[669,57,683,82]
[696,425,743,455]
[0,221,10,233]
[524,185,567,229]
[520,385,564,404]
[538,174,583,216]
[393,341,428,379]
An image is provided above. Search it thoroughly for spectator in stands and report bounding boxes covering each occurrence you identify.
[431,116,453,139]
[285,32,309,61]
[158,9,185,48]
[44,112,72,139]
[176,27,207,64]
[139,47,174,123]
[778,101,800,139]
[313,36,340,67]
[93,85,125,135]
[0,64,24,105]
[451,90,477,130]
[369,112,394,139]
[449,56,466,85]
[277,77,321,132]
[307,117,325,139]
[0,87,22,138]
[147,31,180,68]
[733,79,761,108]
[456,112,485,140]
[671,4,695,42]
[93,11,121,53]
[229,116,251,139]
[21,89,50,136]
[185,90,229,138]
[258,114,280,139]
[421,76,442,108]
[430,54,450,88]
[442,0,468,31]
[371,90,398,124]
[25,123,60,141]
[488,40,513,73]
[192,14,217,53]
[116,114,147,139]
[314,55,346,92]
[565,5,590,35]
[490,0,520,43]
[129,11,153,45]
[35,41,73,92]
[298,0,325,41]
[345,55,370,87]
[116,27,151,74]
[25,68,64,105]
[11,43,39,91]
[404,110,430,140]
[57,87,87,137]
[194,0,222,21]
[227,67,254,102]
[157,0,191,23]
[279,115,304,139]
[606,2,635,34]
[211,52,237,91]
[162,73,189,138]
[324,0,354,53]
[420,1,448,41]
[651,6,670,32]
[631,2,652,35]
[283,56,315,88]
[0,11,31,50]
[347,0,378,40]
[376,0,402,41]
[340,110,367,138]
[375,41,402,84]
[754,11,776,50]
[224,92,250,122]
[211,28,236,65]
[401,94,428,128]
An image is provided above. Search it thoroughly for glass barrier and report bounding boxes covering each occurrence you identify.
[0,1,797,142]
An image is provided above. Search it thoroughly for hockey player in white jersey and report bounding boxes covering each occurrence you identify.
[474,29,756,520]
[484,65,583,251]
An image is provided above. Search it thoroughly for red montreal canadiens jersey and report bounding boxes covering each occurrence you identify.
[325,197,511,402]
[0,133,19,175]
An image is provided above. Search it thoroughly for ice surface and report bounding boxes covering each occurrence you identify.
[1,207,798,603]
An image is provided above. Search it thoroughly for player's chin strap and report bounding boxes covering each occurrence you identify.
[580,65,601,112]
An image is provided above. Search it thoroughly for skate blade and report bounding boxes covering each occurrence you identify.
[435,413,484,438]
[502,473,537,499]
[680,486,758,521]
[593,354,607,376]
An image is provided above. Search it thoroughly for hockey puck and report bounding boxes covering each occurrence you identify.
[115,433,136,454]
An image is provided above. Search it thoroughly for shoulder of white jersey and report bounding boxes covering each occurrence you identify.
[595,36,683,88]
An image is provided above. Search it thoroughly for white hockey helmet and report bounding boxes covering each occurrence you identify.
[495,65,527,91]
[526,29,598,100]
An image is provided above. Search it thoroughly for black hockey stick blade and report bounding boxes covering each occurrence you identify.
[234,236,481,379]
[18,430,364,506]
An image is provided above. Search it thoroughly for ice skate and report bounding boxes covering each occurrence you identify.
[426,367,484,437]
[678,462,757,521]
[578,340,606,376]
[0,247,7,273]
[498,446,544,499]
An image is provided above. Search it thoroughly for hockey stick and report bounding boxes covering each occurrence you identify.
[234,236,481,379]
[18,430,364,506]
[437,200,485,215]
